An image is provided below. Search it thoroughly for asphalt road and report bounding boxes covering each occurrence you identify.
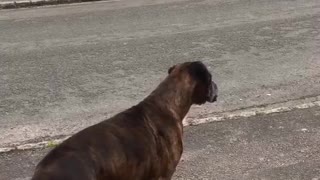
[1,107,320,180]
[1,0,320,147]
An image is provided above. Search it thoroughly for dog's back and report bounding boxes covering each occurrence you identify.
[32,138,98,180]
[32,104,176,180]
[32,154,96,180]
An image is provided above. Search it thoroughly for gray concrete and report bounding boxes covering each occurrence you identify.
[0,0,105,10]
[1,0,320,147]
[1,107,320,180]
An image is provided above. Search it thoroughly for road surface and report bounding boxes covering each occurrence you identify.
[0,0,320,148]
[1,107,320,180]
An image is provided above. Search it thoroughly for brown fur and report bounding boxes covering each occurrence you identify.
[31,61,218,180]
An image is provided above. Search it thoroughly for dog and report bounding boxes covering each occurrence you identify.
[31,61,218,180]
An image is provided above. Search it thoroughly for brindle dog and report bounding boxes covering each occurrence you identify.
[31,61,218,180]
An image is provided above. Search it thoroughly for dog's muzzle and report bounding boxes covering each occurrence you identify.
[207,81,218,103]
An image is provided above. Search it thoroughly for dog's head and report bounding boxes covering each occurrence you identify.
[168,61,218,105]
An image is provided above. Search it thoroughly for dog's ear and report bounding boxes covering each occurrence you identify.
[168,65,176,74]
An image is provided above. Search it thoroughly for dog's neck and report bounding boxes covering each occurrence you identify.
[144,76,194,121]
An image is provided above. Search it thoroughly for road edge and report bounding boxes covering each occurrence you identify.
[1,95,319,153]
[0,0,104,9]
[183,95,320,126]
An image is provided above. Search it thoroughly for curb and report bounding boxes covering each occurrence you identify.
[0,95,320,153]
[183,95,320,126]
[0,136,70,153]
[0,0,102,9]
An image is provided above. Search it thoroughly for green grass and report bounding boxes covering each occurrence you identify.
[46,140,59,148]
